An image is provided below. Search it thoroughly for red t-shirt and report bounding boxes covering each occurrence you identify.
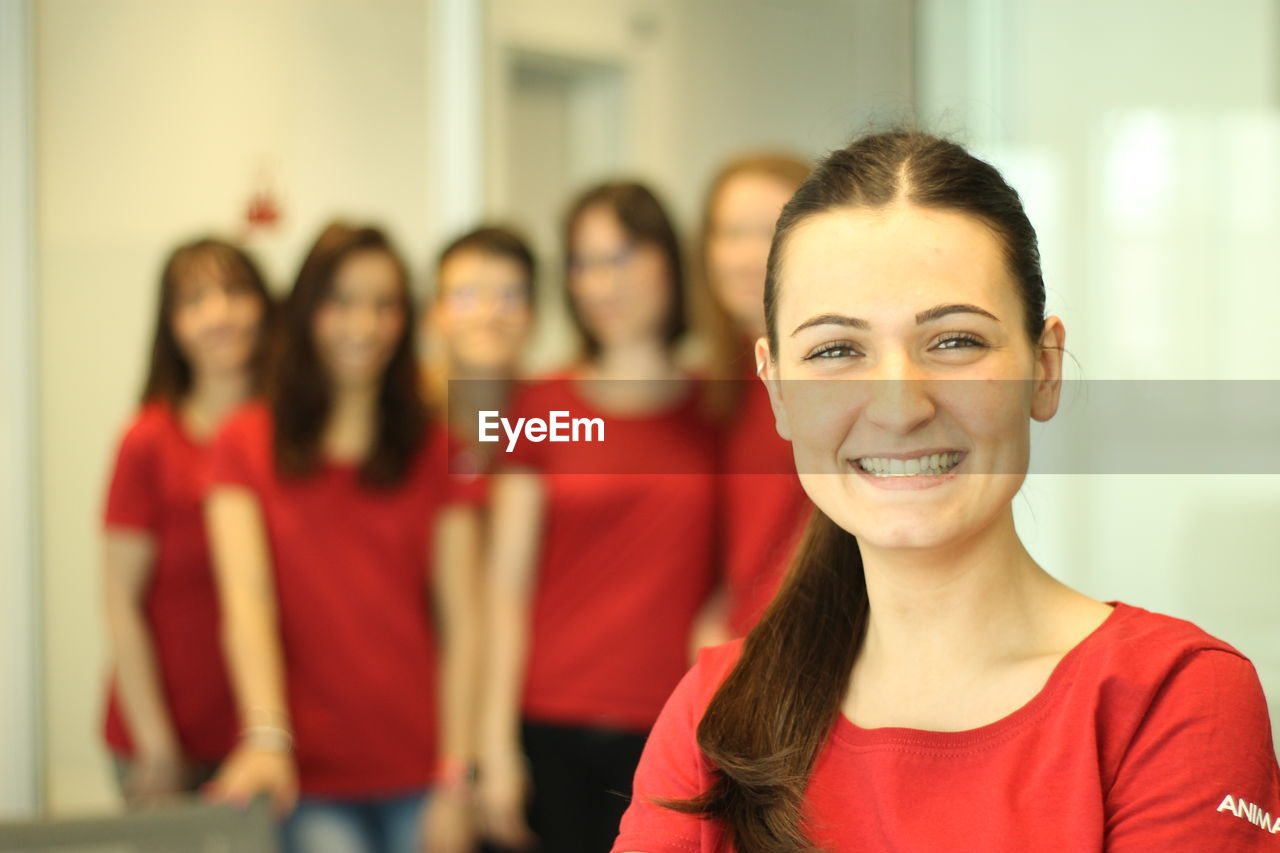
[502,374,719,732]
[210,403,448,796]
[718,372,811,636]
[613,602,1280,851]
[101,401,238,762]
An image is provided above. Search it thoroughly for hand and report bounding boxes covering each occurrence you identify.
[202,742,298,818]
[123,750,185,806]
[476,749,536,851]
[421,786,476,853]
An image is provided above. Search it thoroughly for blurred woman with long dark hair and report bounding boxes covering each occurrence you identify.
[204,223,478,853]
[101,237,271,805]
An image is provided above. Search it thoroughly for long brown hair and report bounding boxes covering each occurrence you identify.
[270,222,426,488]
[562,181,687,360]
[696,153,811,420]
[665,130,1048,851]
[140,238,273,405]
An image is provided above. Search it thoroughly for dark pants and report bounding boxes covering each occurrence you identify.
[515,719,649,853]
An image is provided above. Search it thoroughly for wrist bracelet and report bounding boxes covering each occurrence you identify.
[241,724,293,753]
[244,707,291,727]
[435,757,477,789]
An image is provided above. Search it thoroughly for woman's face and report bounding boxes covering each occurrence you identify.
[170,257,265,378]
[568,204,672,350]
[429,249,531,374]
[707,171,795,337]
[757,203,1064,553]
[313,249,407,390]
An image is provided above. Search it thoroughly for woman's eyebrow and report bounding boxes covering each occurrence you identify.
[790,303,1000,336]
[790,313,869,336]
[915,303,1000,324]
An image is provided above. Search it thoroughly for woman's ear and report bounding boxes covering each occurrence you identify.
[1031,316,1065,422]
[755,337,792,441]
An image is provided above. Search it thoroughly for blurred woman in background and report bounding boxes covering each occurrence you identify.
[204,223,477,853]
[101,237,271,806]
[477,183,719,853]
[696,153,813,641]
[421,225,537,478]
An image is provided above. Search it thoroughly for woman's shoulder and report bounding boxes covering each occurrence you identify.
[1083,601,1264,723]
[1097,601,1250,666]
[117,399,176,446]
[683,638,747,708]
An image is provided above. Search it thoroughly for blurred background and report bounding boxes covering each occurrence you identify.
[1,0,1277,819]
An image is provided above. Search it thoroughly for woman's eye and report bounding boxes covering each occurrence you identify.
[804,342,859,360]
[933,333,987,351]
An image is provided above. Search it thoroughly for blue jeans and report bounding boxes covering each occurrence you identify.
[281,790,429,853]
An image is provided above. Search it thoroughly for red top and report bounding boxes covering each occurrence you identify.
[101,402,238,762]
[613,602,1280,852]
[718,371,811,636]
[503,374,719,731]
[210,403,448,796]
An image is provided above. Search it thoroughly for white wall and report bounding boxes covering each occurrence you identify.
[0,0,41,820]
[36,0,435,813]
[482,0,915,369]
[664,0,915,224]
[918,0,1280,737]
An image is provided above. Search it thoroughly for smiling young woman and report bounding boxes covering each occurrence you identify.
[202,223,480,853]
[101,238,272,806]
[611,131,1280,852]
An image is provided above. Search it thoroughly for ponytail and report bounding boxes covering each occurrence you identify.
[663,510,868,851]
[666,128,1046,850]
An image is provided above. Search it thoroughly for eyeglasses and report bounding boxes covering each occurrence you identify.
[442,284,528,314]
[568,243,637,275]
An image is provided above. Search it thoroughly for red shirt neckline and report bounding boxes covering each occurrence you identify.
[831,600,1128,751]
[559,367,700,422]
[157,399,212,451]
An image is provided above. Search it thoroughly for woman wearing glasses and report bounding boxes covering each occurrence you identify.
[477,183,719,853]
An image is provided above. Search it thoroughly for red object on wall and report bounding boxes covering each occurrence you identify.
[245,188,281,229]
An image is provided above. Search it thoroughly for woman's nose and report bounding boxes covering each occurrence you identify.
[202,287,232,321]
[345,303,380,338]
[861,353,936,433]
[576,266,617,300]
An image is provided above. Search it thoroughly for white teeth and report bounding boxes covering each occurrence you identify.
[856,452,962,477]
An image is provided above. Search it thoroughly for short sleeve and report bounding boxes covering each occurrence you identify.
[208,414,258,490]
[103,418,160,532]
[446,470,489,508]
[611,646,733,853]
[1106,649,1280,850]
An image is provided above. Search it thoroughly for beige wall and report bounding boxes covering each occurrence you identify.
[918,0,1280,740]
[36,0,435,812]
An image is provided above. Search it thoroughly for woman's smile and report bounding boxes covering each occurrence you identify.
[848,449,968,490]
